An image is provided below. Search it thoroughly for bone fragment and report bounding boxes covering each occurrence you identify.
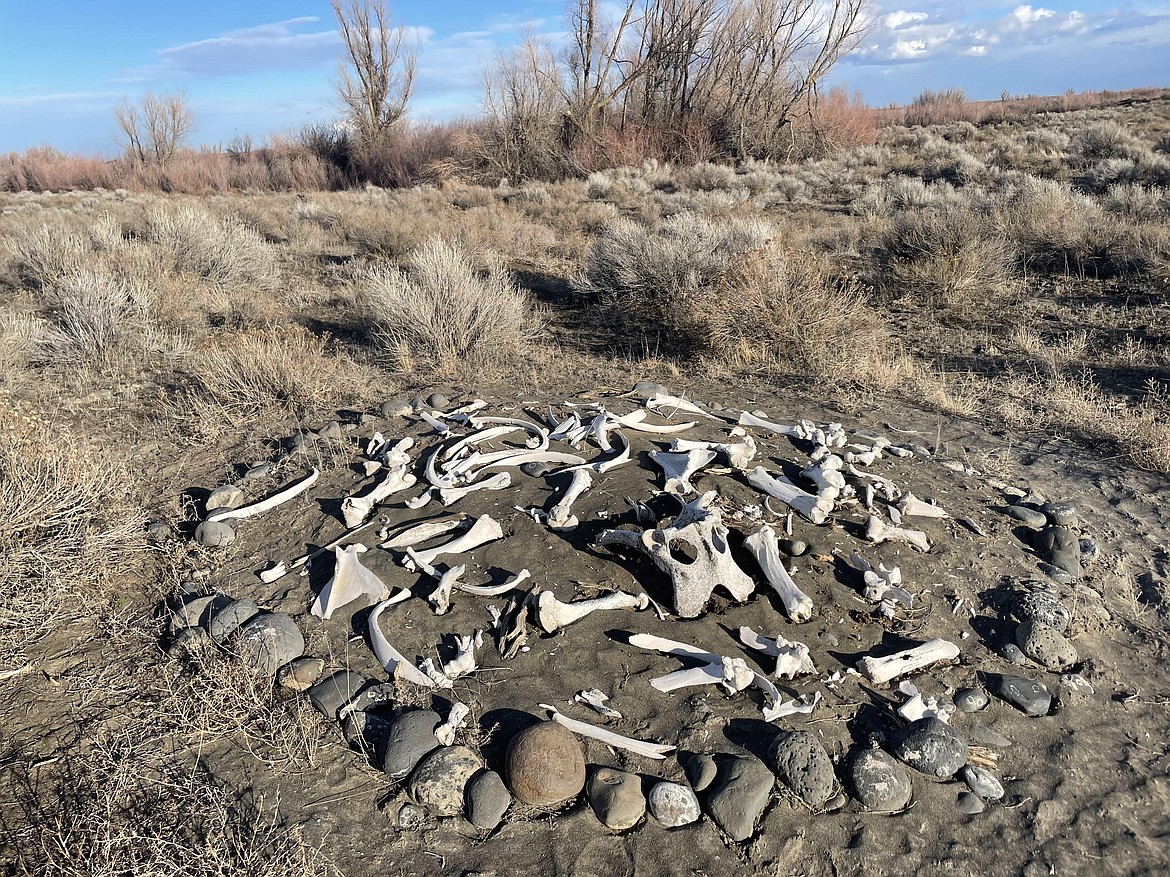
[652,656,754,695]
[535,589,648,634]
[429,564,465,615]
[341,466,417,527]
[670,435,757,471]
[258,561,287,584]
[848,553,913,609]
[737,411,804,436]
[800,455,846,501]
[610,411,697,434]
[380,516,471,550]
[419,410,451,436]
[857,638,960,685]
[403,515,504,572]
[438,471,512,506]
[744,525,814,623]
[435,702,471,746]
[575,689,622,719]
[497,593,529,659]
[442,426,521,462]
[650,449,717,496]
[456,568,531,597]
[747,467,831,524]
[441,630,483,679]
[897,681,954,724]
[368,592,435,687]
[539,705,675,759]
[205,468,319,523]
[311,545,390,620]
[897,491,950,519]
[419,658,455,689]
[548,469,593,530]
[865,515,931,552]
[737,626,817,678]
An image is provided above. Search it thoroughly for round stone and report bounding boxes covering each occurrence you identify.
[587,767,645,830]
[343,710,391,759]
[166,626,214,661]
[168,594,229,635]
[1040,501,1078,527]
[962,765,1004,800]
[778,539,808,557]
[205,484,244,513]
[409,397,427,412]
[409,746,483,816]
[766,730,836,807]
[504,721,586,806]
[892,718,969,779]
[685,753,718,792]
[1006,505,1048,528]
[234,613,305,676]
[647,781,700,828]
[632,381,669,399]
[380,398,413,418]
[316,420,343,440]
[1016,621,1078,671]
[146,521,171,543]
[989,674,1052,717]
[466,769,511,830]
[395,802,424,830]
[705,754,774,842]
[954,688,989,713]
[194,520,235,548]
[1000,643,1027,665]
[956,791,985,814]
[382,709,441,779]
[242,463,272,481]
[846,748,913,812]
[277,657,325,691]
[426,392,450,409]
[1013,591,1071,634]
[308,669,370,719]
[208,598,260,643]
[1039,562,1076,585]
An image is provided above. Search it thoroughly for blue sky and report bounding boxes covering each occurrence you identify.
[1,1,1168,155]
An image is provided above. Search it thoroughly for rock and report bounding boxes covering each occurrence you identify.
[316,420,343,441]
[308,669,370,719]
[647,781,701,828]
[520,461,551,478]
[778,539,808,557]
[381,399,413,418]
[206,484,244,513]
[1016,621,1077,671]
[208,598,260,643]
[395,802,425,830]
[343,710,391,759]
[956,791,985,814]
[892,718,969,779]
[504,721,585,806]
[383,709,442,779]
[426,392,450,409]
[466,769,511,830]
[168,594,229,634]
[410,397,426,411]
[146,521,171,543]
[277,656,325,691]
[1039,562,1076,586]
[241,462,272,481]
[194,520,235,548]
[1013,590,1071,634]
[1032,525,1077,553]
[234,613,305,676]
[587,767,645,830]
[989,674,1052,717]
[704,754,774,842]
[1006,505,1048,528]
[409,746,483,816]
[339,681,397,715]
[962,765,1004,800]
[907,443,932,457]
[817,631,839,647]
[846,748,912,812]
[966,724,1013,748]
[1059,673,1095,699]
[1040,501,1078,527]
[766,730,836,807]
[954,688,988,713]
[1079,538,1099,566]
[632,381,669,399]
[685,753,718,792]
[166,626,214,660]
[1048,549,1082,579]
[1000,643,1027,665]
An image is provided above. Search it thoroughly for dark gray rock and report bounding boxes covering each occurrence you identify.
[1040,501,1078,527]
[846,748,912,812]
[1013,590,1071,634]
[208,598,260,643]
[954,688,988,713]
[632,381,669,399]
[705,754,774,842]
[276,656,324,691]
[1049,549,1082,579]
[1016,621,1077,670]
[966,724,1013,748]
[234,613,305,676]
[380,399,413,418]
[241,462,272,481]
[1039,562,1076,585]
[778,539,808,557]
[383,709,442,779]
[587,767,645,830]
[647,781,700,828]
[338,681,397,716]
[409,397,426,411]
[194,520,235,548]
[766,730,836,807]
[409,745,482,816]
[1000,643,1027,665]
[962,765,1004,800]
[146,521,171,543]
[1033,525,1076,553]
[205,484,243,513]
[892,718,968,779]
[504,720,585,806]
[166,626,214,660]
[466,769,511,830]
[308,669,370,719]
[685,753,718,792]
[1007,505,1048,528]
[343,710,391,759]
[989,674,1052,717]
[520,461,551,478]
[426,392,450,409]
[316,420,343,441]
[956,791,985,814]
[168,594,230,634]
[907,444,932,457]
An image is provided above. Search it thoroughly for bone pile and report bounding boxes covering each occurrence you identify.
[164,384,1094,839]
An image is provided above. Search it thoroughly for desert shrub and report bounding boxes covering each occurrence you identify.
[41,269,149,363]
[2,220,91,289]
[850,178,965,217]
[1102,184,1169,220]
[143,203,280,288]
[921,143,987,185]
[0,312,54,379]
[586,171,614,199]
[1069,121,1147,163]
[362,238,538,373]
[676,162,739,191]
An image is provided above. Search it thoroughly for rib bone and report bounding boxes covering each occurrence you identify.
[437,472,512,506]
[540,704,675,759]
[368,592,435,687]
[205,468,319,523]
[548,469,593,530]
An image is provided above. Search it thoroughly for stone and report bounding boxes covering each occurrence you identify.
[194,520,235,548]
[466,769,511,830]
[241,462,272,481]
[426,392,450,409]
[1000,643,1027,665]
[382,709,442,779]
[343,710,391,759]
[146,521,171,543]
[704,754,774,842]
[1059,673,1095,699]
[395,802,424,830]
[520,461,551,478]
[1079,538,1099,565]
[234,613,305,676]
[166,626,214,660]
[962,765,1004,800]
[208,598,260,643]
[892,718,969,779]
[410,397,426,411]
[1048,549,1082,579]
[954,688,989,713]
[504,721,585,806]
[1006,505,1048,528]
[409,746,483,816]
[685,753,718,792]
[339,681,397,715]
[587,767,645,830]
[966,724,1013,748]
[989,674,1052,717]
[308,669,370,719]
[778,539,808,557]
[168,594,229,634]
[766,730,836,807]
[632,381,669,399]
[1013,591,1071,634]
[277,657,325,691]
[846,748,912,812]
[1040,501,1078,527]
[647,781,700,828]
[381,399,413,418]
[1039,562,1076,586]
[956,791,985,814]
[1033,525,1077,553]
[1016,621,1077,671]
[316,420,343,441]
[205,484,244,513]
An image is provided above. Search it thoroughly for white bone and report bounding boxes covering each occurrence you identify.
[365,431,385,457]
[341,466,417,527]
[442,426,520,462]
[405,489,435,509]
[429,564,465,615]
[435,702,470,746]
[865,515,931,552]
[610,411,697,434]
[800,455,846,501]
[380,516,471,550]
[548,469,593,530]
[441,630,483,678]
[737,411,803,436]
[463,450,587,478]
[575,689,622,718]
[645,393,716,419]
[653,655,754,695]
[849,553,913,608]
[368,591,435,687]
[205,468,318,523]
[857,638,960,684]
[897,681,955,724]
[888,505,903,525]
[486,605,503,630]
[440,399,488,419]
[670,435,756,471]
[737,626,817,678]
[437,472,512,506]
[258,561,287,583]
[548,409,582,440]
[456,568,531,596]
[534,589,648,633]
[747,467,831,524]
[403,515,504,572]
[419,658,455,688]
[311,545,390,619]
[362,461,382,477]
[897,491,949,518]
[768,691,822,719]
[650,448,717,495]
[743,525,814,623]
[540,704,675,759]
[419,410,452,436]
[379,436,414,468]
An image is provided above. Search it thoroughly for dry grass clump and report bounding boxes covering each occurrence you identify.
[362,239,538,374]
[2,219,91,289]
[143,202,281,289]
[40,268,151,364]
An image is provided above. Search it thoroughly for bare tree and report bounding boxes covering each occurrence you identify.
[115,91,193,165]
[332,0,416,148]
[563,0,645,135]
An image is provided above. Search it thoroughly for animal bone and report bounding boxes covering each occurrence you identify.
[378,436,415,468]
[670,435,757,471]
[441,630,483,679]
[456,568,531,597]
[442,425,521,463]
[737,626,817,678]
[311,545,390,620]
[403,515,504,572]
[404,489,435,509]
[857,638,960,685]
[848,553,913,609]
[380,516,471,550]
[496,593,529,659]
[897,491,949,519]
[258,561,287,583]
[575,689,622,719]
[548,469,593,530]
[534,589,648,634]
[419,410,452,436]
[747,467,832,524]
[800,455,846,501]
[652,656,755,695]
[737,411,804,437]
[743,525,814,623]
[205,468,319,523]
[419,658,455,689]
[441,399,488,420]
[428,564,465,615]
[465,416,549,450]
[437,471,512,506]
[897,681,954,724]
[645,393,717,420]
[368,591,436,687]
[341,466,417,527]
[610,410,696,434]
[539,704,675,759]
[865,515,931,552]
[435,702,470,746]
[650,449,717,496]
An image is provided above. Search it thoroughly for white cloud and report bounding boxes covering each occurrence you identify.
[1010,5,1055,27]
[884,10,929,29]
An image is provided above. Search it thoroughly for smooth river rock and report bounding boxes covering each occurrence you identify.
[705,754,774,842]
[989,674,1052,717]
[308,669,370,719]
[846,748,913,812]
[962,765,1005,800]
[685,753,718,792]
[505,720,585,806]
[647,781,701,828]
[409,746,482,816]
[234,612,305,676]
[587,767,645,830]
[382,709,441,779]
[207,597,259,644]
[892,718,968,779]
[465,769,511,830]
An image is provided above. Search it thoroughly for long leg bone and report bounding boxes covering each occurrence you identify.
[311,544,391,620]
[206,468,319,523]
[744,525,814,622]
[341,466,417,527]
[547,469,594,530]
[535,589,648,633]
[865,515,931,552]
[539,704,675,759]
[368,592,436,687]
[650,449,717,496]
[857,638,960,684]
[737,411,805,437]
[428,564,465,615]
[402,515,504,572]
[747,467,832,524]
